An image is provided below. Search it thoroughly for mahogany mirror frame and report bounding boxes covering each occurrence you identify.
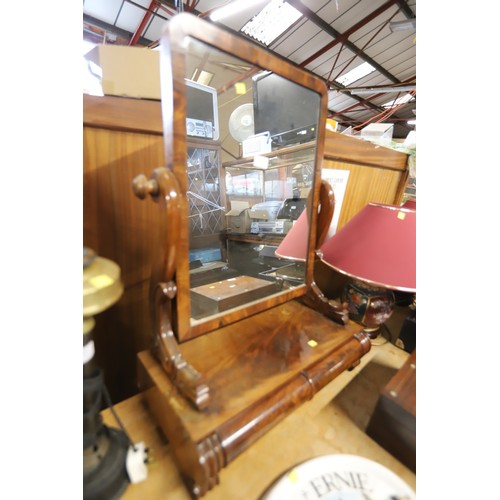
[153,13,329,343]
[131,16,372,496]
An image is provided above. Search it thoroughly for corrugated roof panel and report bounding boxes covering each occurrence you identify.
[363,31,415,58]
[301,0,334,12]
[83,0,124,25]
[269,16,311,51]
[205,1,269,32]
[115,0,153,33]
[332,0,393,33]
[347,12,407,50]
[305,44,356,76]
[324,0,367,31]
[276,22,335,64]
[143,14,168,43]
[383,48,416,77]
[350,71,391,88]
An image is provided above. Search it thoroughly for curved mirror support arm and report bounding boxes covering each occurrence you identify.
[132,168,210,410]
[301,180,349,324]
[315,178,335,248]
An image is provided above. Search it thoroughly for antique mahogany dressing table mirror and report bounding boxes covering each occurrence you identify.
[132,13,371,498]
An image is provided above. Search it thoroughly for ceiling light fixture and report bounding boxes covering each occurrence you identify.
[389,19,416,32]
[335,62,376,87]
[241,0,303,46]
[382,93,415,108]
[209,0,268,22]
[350,85,415,95]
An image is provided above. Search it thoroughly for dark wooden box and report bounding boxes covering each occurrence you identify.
[366,349,416,472]
[190,275,277,318]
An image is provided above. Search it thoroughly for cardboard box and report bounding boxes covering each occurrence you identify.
[85,45,160,100]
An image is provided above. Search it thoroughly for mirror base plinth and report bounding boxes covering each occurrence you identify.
[137,300,370,498]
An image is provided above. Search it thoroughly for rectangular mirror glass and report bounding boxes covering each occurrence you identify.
[160,16,327,340]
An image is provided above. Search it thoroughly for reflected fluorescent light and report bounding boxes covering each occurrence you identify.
[350,85,415,95]
[210,0,268,22]
[389,19,416,32]
[241,0,303,46]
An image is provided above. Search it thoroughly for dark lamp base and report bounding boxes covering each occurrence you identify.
[362,326,383,340]
[83,426,130,500]
[343,279,395,339]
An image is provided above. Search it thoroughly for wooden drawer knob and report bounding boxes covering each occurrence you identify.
[132,174,158,199]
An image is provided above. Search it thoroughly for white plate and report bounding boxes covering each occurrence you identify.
[261,454,415,500]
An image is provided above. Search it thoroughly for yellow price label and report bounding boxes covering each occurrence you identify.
[288,468,299,484]
[234,82,247,95]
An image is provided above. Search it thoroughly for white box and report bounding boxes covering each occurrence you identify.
[242,133,272,158]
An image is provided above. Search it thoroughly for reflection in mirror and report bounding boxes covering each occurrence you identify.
[181,37,321,326]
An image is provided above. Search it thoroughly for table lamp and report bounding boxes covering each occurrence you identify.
[274,180,350,325]
[402,199,416,210]
[319,202,416,339]
[275,179,335,262]
[275,208,309,261]
[83,248,131,500]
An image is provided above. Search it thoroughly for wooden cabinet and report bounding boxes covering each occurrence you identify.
[186,139,224,251]
[84,95,165,402]
[366,349,416,472]
[323,130,409,231]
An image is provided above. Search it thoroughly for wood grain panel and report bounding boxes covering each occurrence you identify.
[321,130,409,230]
[84,124,165,401]
[83,126,164,288]
[137,300,370,496]
[83,95,163,135]
[323,130,407,170]
[324,159,405,230]
[141,300,365,441]
[366,350,416,472]
[92,279,153,402]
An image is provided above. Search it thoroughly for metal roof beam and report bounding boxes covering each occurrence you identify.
[299,0,399,69]
[396,0,415,19]
[329,75,416,132]
[83,14,154,46]
[287,0,400,84]
[129,0,158,45]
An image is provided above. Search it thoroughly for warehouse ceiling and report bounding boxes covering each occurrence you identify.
[83,0,416,139]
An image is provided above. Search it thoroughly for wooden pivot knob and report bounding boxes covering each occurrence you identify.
[132,174,158,199]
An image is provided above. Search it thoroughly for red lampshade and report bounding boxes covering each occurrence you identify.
[275,209,309,262]
[319,203,416,292]
[402,199,416,210]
